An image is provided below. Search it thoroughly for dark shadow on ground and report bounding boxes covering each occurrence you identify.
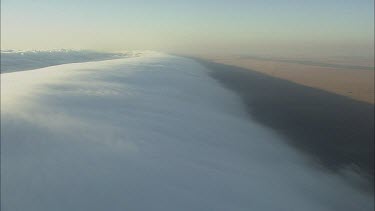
[195,58,374,184]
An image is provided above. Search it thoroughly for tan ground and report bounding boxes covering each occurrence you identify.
[202,56,374,104]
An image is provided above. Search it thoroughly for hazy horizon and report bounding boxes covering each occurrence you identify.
[1,0,374,58]
[2,2,374,210]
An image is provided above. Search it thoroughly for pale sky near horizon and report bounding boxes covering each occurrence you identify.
[1,0,374,57]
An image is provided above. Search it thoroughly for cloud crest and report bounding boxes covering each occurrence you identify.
[1,53,373,210]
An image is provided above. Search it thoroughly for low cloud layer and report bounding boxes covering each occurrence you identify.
[0,49,129,73]
[1,52,373,210]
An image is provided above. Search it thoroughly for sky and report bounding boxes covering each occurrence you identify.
[1,0,374,57]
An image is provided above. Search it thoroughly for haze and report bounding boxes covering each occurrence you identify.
[1,0,374,58]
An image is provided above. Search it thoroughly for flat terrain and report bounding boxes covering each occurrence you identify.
[202,56,374,103]
[196,58,374,188]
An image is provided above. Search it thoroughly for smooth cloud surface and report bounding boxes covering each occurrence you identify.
[1,52,373,210]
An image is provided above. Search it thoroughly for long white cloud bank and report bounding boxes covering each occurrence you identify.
[1,52,373,210]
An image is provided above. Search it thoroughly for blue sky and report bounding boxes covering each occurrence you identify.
[1,0,374,57]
